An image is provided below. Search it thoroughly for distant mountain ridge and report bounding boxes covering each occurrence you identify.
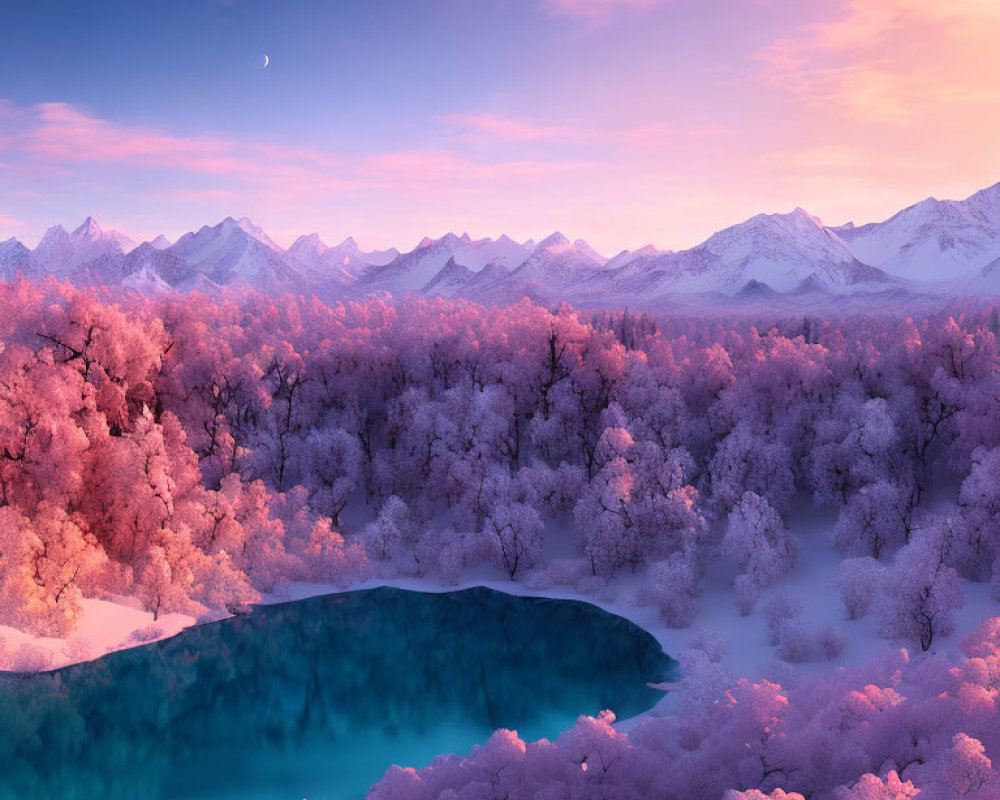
[10,180,1000,306]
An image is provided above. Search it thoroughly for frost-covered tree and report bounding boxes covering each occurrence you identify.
[638,551,702,627]
[956,446,1000,580]
[832,772,918,799]
[833,481,912,559]
[723,492,798,614]
[482,484,544,579]
[835,557,884,619]
[710,423,795,518]
[362,495,412,563]
[878,521,965,651]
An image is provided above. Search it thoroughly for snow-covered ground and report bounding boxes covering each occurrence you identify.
[2,498,997,738]
[0,597,201,673]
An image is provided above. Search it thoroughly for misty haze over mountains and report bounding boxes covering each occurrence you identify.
[7,182,1000,307]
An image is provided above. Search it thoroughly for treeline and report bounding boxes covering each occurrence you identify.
[0,281,998,651]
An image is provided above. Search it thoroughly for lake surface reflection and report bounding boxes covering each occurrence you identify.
[0,586,674,800]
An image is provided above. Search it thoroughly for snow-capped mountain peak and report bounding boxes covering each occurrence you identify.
[600,205,889,297]
[289,233,329,257]
[33,219,136,274]
[0,237,41,281]
[535,232,571,251]
[238,217,281,251]
[835,185,1000,282]
[71,216,104,243]
[35,224,70,251]
[573,239,607,265]
[18,178,1000,303]
[210,216,282,252]
[67,217,137,252]
[166,217,300,290]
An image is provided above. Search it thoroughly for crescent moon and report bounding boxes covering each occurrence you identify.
[263,54,269,68]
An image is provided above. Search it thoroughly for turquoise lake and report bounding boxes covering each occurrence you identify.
[0,586,675,799]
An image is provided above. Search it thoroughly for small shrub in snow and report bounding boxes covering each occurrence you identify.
[689,627,728,663]
[461,531,494,569]
[835,556,883,620]
[546,558,591,587]
[521,568,554,591]
[818,624,846,660]
[761,592,804,646]
[776,620,816,663]
[677,646,731,715]
[62,634,98,663]
[734,574,760,617]
[130,624,165,643]
[12,643,53,673]
[438,537,465,586]
[414,529,466,585]
[637,553,701,628]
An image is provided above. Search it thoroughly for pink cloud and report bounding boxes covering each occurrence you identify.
[17,103,345,182]
[540,0,665,24]
[0,99,615,239]
[754,0,1000,124]
[441,112,724,149]
[440,113,578,143]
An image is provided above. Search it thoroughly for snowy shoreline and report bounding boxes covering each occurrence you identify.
[4,508,998,734]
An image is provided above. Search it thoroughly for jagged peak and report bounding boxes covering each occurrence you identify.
[71,216,103,240]
[291,232,327,253]
[789,273,829,294]
[124,241,168,260]
[214,216,243,234]
[573,238,606,263]
[737,278,779,297]
[39,224,69,240]
[206,216,280,250]
[966,180,1000,204]
[415,232,462,250]
[535,231,570,250]
[785,207,825,227]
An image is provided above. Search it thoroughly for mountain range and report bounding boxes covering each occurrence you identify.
[8,182,1000,307]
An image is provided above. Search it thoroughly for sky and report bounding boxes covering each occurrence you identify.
[2,0,1000,255]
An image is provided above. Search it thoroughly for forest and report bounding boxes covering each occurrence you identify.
[0,281,997,639]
